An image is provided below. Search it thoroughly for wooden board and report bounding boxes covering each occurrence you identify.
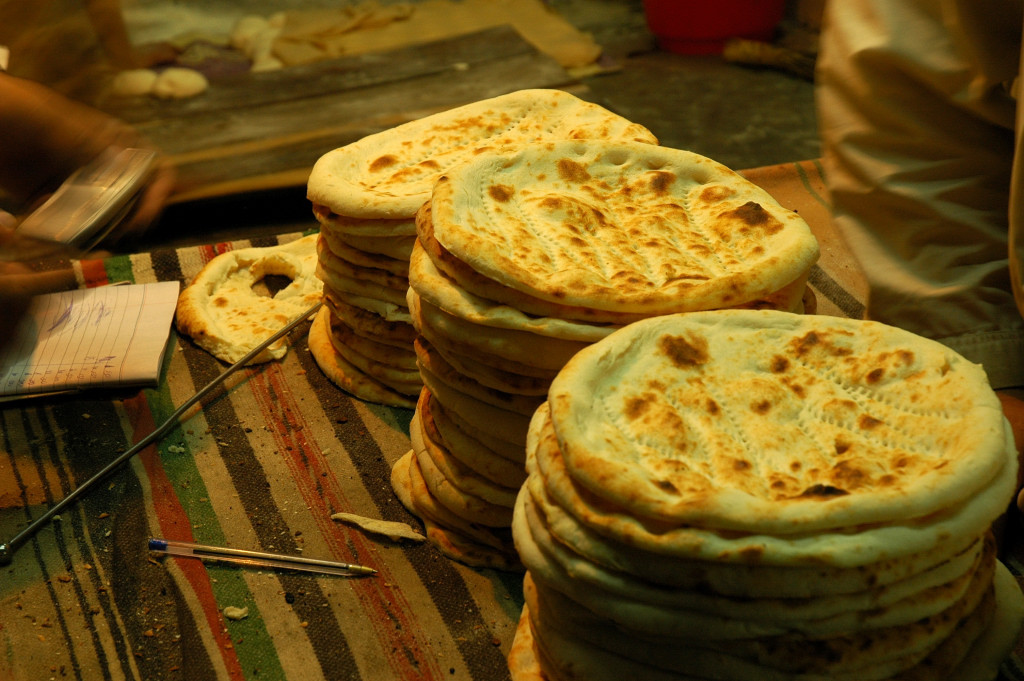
[103,26,580,203]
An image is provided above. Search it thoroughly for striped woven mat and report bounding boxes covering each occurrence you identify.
[1,160,1021,681]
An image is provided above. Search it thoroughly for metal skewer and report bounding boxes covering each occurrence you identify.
[0,301,322,566]
[148,537,375,576]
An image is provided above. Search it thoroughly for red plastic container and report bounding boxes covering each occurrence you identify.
[643,0,787,54]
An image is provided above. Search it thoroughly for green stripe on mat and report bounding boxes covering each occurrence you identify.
[102,254,138,285]
[142,376,289,680]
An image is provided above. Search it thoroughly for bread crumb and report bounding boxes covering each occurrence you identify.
[223,606,249,620]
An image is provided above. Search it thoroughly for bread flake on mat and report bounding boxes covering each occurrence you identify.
[331,512,425,543]
[222,606,249,620]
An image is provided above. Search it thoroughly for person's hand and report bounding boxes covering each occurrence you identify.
[0,260,35,355]
[0,222,79,354]
[0,74,175,247]
[101,155,177,248]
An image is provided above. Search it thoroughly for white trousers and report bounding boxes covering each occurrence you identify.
[817,0,1024,387]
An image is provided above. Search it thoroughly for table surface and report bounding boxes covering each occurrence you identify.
[99,25,581,205]
[1,161,1020,681]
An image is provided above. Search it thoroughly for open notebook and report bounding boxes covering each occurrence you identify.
[0,281,179,399]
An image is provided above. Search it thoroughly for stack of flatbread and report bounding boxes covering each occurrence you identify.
[508,310,1024,681]
[394,140,821,568]
[305,88,659,408]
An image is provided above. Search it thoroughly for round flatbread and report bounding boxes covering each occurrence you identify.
[414,335,545,416]
[411,415,515,527]
[419,363,532,448]
[408,285,580,373]
[329,314,416,365]
[408,237,616,343]
[517,482,985,625]
[391,450,521,570]
[413,307,560,381]
[419,386,527,488]
[546,310,1010,535]
[508,606,546,681]
[316,260,409,308]
[176,234,322,364]
[323,283,412,323]
[326,331,421,395]
[523,462,980,598]
[413,409,520,508]
[307,88,658,219]
[431,390,528,464]
[313,206,418,238]
[391,448,507,549]
[521,568,997,681]
[317,233,409,291]
[320,230,409,277]
[334,231,417,260]
[532,395,1017,570]
[323,288,418,347]
[427,141,819,318]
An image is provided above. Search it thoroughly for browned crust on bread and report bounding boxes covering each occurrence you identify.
[414,337,545,416]
[416,202,650,325]
[323,287,418,347]
[308,307,417,408]
[419,387,527,489]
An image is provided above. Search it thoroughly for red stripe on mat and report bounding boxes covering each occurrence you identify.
[123,391,246,680]
[250,364,446,680]
[195,243,236,266]
[79,258,110,288]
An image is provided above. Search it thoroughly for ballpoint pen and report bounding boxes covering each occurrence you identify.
[148,537,376,577]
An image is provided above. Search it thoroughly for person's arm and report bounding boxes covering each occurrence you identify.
[0,73,134,206]
[816,0,1024,388]
[0,73,174,240]
[817,1,1024,518]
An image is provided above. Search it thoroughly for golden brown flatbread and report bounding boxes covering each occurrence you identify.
[414,336,545,416]
[390,449,521,570]
[307,89,657,220]
[413,408,520,508]
[323,287,418,347]
[426,141,820,320]
[308,307,417,408]
[545,310,1011,537]
[176,234,322,364]
[319,230,409,277]
[419,387,527,489]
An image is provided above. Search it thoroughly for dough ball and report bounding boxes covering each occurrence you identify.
[230,15,270,53]
[111,68,158,97]
[152,67,208,99]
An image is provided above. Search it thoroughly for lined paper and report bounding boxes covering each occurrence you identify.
[0,281,179,397]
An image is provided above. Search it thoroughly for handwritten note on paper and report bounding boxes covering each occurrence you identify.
[0,281,179,398]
